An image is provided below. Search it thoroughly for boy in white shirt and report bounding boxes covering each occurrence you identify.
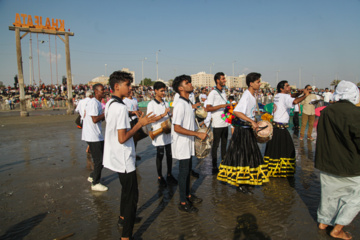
[217,72,268,194]
[103,71,156,240]
[172,75,207,213]
[147,81,177,187]
[264,81,309,178]
[206,72,231,174]
[123,91,142,160]
[81,84,107,191]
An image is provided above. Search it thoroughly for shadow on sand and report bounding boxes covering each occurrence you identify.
[0,213,47,240]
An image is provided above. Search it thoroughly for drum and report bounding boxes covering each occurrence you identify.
[195,107,207,121]
[195,126,214,159]
[130,118,149,143]
[149,119,171,140]
[255,120,273,143]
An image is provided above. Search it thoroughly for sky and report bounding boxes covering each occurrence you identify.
[0,0,359,88]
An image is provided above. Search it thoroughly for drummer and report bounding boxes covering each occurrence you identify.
[172,75,207,213]
[172,84,202,178]
[147,81,178,187]
[263,81,309,178]
[206,72,231,174]
[217,72,269,194]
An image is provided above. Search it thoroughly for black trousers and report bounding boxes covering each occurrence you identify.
[178,157,192,203]
[293,112,299,128]
[118,170,139,238]
[87,141,104,185]
[156,144,172,177]
[211,127,228,168]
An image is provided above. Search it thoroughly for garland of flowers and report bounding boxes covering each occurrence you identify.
[221,104,273,126]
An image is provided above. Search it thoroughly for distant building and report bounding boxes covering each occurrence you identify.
[156,78,170,86]
[88,75,109,86]
[260,81,271,89]
[191,72,214,87]
[225,74,246,88]
[121,68,135,85]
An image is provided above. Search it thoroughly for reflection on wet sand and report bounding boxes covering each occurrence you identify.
[0,114,358,239]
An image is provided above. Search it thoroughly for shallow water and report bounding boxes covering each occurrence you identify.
[0,114,358,240]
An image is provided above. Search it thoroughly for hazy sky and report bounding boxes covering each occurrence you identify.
[1,0,359,88]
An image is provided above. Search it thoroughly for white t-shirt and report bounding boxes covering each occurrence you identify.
[75,97,91,120]
[323,92,333,103]
[173,92,195,107]
[294,104,300,112]
[123,97,139,120]
[207,88,229,128]
[171,97,195,160]
[81,98,104,142]
[103,98,136,173]
[203,100,212,127]
[234,90,256,121]
[273,93,295,123]
[147,99,172,146]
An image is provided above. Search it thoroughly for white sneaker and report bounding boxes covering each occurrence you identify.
[91,183,108,191]
[87,177,93,183]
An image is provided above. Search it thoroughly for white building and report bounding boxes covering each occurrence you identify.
[121,68,136,85]
[88,75,109,86]
[225,74,246,88]
[191,72,214,87]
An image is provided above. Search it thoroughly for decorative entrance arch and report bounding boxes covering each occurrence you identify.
[9,13,74,116]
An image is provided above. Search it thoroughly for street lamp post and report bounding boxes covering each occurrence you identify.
[232,60,236,76]
[156,50,160,81]
[142,57,147,83]
[210,63,214,74]
[105,64,107,76]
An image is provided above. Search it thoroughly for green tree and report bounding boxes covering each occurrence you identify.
[140,78,153,86]
[330,79,341,87]
[357,82,360,87]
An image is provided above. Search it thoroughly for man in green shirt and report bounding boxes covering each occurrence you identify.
[315,80,360,240]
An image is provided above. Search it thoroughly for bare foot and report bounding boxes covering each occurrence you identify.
[318,223,328,230]
[330,229,352,240]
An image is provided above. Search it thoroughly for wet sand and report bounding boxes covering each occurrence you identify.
[0,112,359,240]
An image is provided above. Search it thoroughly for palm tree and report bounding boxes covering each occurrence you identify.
[330,79,341,87]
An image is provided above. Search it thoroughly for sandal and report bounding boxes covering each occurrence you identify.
[308,137,315,141]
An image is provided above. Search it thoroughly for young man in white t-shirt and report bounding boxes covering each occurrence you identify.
[123,91,142,160]
[103,71,156,240]
[81,84,107,191]
[206,72,231,174]
[264,81,309,178]
[322,88,333,106]
[217,72,269,194]
[172,75,207,213]
[147,81,177,187]
[172,86,201,178]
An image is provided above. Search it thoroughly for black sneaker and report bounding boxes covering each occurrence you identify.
[166,174,178,185]
[212,167,219,175]
[187,194,203,204]
[158,176,167,187]
[191,170,200,178]
[178,201,198,213]
[117,216,142,227]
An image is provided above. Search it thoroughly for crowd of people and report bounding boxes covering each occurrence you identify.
[74,70,359,240]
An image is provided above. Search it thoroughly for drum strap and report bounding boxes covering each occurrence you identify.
[105,96,124,120]
[215,88,228,104]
